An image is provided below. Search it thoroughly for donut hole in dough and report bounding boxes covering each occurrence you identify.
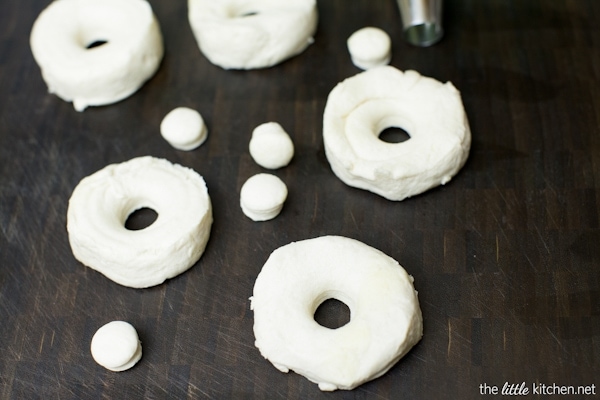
[378,126,411,144]
[234,7,260,18]
[74,11,121,49]
[313,296,351,330]
[344,105,419,162]
[124,207,158,231]
[71,2,137,52]
[85,39,108,49]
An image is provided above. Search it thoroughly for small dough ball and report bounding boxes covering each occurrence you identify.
[347,27,392,70]
[249,122,294,169]
[240,173,288,221]
[160,107,207,150]
[90,321,142,372]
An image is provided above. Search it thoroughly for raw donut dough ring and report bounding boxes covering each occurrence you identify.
[67,156,212,288]
[323,66,471,201]
[30,0,164,111]
[251,235,423,391]
[188,0,318,69]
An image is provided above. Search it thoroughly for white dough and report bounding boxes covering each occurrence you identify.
[67,156,213,288]
[347,27,392,70]
[323,66,471,201]
[160,107,208,151]
[30,0,164,111]
[188,0,318,69]
[251,236,423,391]
[240,173,287,221]
[249,122,294,169]
[91,321,142,372]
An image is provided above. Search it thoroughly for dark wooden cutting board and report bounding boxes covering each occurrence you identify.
[1,0,599,398]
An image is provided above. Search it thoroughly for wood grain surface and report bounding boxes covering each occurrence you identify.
[1,0,599,398]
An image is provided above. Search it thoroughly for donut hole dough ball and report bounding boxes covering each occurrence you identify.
[187,0,318,70]
[347,27,392,70]
[30,0,164,111]
[240,173,288,221]
[251,236,423,391]
[249,122,294,169]
[91,321,142,372]
[323,66,471,201]
[67,156,213,288]
[160,107,208,151]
